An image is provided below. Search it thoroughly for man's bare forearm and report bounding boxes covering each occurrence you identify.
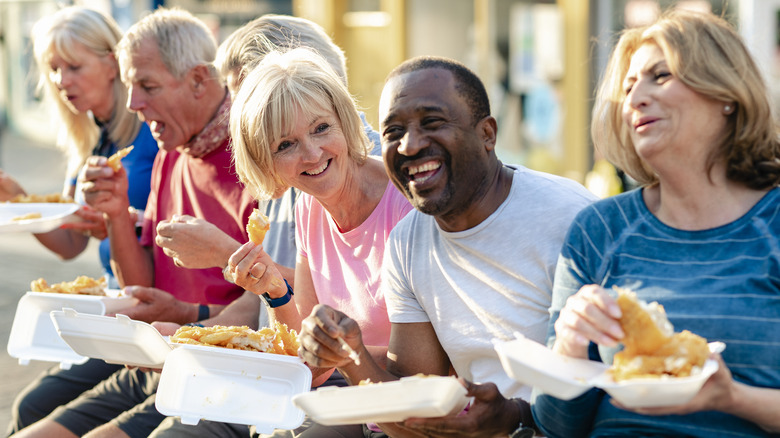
[109,211,153,287]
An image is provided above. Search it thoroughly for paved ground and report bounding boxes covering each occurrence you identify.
[0,130,102,431]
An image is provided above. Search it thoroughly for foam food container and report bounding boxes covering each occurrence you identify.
[0,203,80,233]
[7,290,135,368]
[292,375,470,426]
[589,359,718,408]
[50,309,173,368]
[494,333,609,400]
[7,293,103,368]
[156,344,311,434]
[494,333,722,408]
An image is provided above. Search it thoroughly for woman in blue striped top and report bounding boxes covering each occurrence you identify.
[532,9,780,438]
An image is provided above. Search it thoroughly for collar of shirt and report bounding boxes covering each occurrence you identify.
[181,91,231,158]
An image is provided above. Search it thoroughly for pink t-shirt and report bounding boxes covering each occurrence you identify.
[296,181,413,347]
[141,139,256,305]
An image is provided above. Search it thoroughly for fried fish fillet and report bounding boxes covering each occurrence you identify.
[616,288,673,355]
[610,288,709,381]
[246,208,270,245]
[611,330,710,381]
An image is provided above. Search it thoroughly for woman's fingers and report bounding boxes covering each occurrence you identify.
[555,285,624,355]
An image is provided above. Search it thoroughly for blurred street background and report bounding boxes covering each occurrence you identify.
[5,0,772,191]
[0,130,102,430]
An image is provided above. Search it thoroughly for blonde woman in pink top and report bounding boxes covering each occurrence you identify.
[226,47,412,389]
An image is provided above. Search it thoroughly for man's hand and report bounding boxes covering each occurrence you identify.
[79,155,130,219]
[156,215,239,269]
[299,304,364,369]
[117,286,195,324]
[398,380,533,438]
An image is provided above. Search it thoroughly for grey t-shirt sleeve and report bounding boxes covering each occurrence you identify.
[383,218,430,324]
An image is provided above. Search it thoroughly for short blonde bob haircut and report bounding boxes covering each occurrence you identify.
[592,9,780,189]
[116,7,218,82]
[32,6,141,177]
[230,47,369,200]
[215,14,347,89]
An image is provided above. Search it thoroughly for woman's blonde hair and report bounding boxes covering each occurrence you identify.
[32,6,141,177]
[215,14,347,89]
[230,47,369,200]
[116,7,218,81]
[592,9,780,189]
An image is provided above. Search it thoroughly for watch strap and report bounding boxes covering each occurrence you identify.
[509,425,535,438]
[263,279,294,308]
[197,304,209,321]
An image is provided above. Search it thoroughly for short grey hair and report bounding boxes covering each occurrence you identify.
[117,7,218,81]
[215,14,347,88]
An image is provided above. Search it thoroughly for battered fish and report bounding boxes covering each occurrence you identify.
[610,287,710,381]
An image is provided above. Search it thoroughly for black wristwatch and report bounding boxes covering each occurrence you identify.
[509,397,536,438]
[509,425,535,438]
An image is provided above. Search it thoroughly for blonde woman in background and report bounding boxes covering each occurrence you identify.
[4,6,157,436]
[0,6,157,279]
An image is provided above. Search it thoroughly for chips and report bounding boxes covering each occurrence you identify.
[107,146,134,171]
[8,193,74,203]
[11,212,42,221]
[171,321,299,356]
[31,275,107,296]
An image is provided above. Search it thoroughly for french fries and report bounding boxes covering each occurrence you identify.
[107,146,134,171]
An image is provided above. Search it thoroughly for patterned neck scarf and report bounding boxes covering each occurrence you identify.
[181,90,231,158]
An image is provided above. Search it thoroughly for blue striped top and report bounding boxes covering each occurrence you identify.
[533,187,780,438]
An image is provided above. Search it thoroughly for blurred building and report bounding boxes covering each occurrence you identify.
[0,0,773,182]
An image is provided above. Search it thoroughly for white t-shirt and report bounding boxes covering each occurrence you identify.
[384,165,596,400]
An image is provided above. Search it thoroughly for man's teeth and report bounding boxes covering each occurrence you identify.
[151,121,165,134]
[305,161,328,175]
[408,161,440,178]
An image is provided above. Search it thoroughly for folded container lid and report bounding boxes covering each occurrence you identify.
[494,333,724,408]
[7,292,108,368]
[156,344,311,434]
[50,309,173,369]
[493,333,608,401]
[292,375,470,426]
